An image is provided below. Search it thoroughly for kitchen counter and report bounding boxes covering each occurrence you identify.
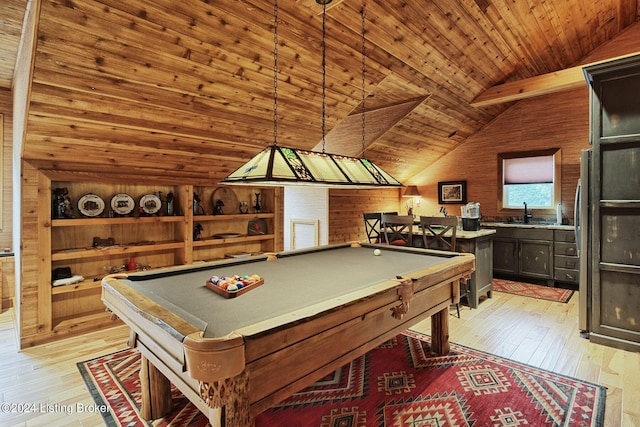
[457,228,497,238]
[411,227,494,309]
[482,222,574,231]
[410,228,495,239]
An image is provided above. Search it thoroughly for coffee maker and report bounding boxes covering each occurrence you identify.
[461,202,481,231]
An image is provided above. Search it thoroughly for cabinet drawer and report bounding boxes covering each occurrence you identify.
[555,254,579,270]
[554,267,579,284]
[554,229,576,243]
[494,228,553,240]
[555,241,577,256]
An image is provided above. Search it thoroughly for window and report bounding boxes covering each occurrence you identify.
[498,148,561,214]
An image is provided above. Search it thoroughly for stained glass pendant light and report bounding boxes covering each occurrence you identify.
[221,0,403,188]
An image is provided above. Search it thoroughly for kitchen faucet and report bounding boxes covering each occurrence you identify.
[523,202,533,224]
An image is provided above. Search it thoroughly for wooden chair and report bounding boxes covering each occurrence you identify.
[381,214,414,246]
[420,216,458,251]
[363,212,398,243]
[419,216,468,318]
[363,212,383,243]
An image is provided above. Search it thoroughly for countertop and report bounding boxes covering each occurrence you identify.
[482,222,574,231]
[411,228,495,239]
[456,228,497,239]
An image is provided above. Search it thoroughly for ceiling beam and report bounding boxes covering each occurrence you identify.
[471,52,640,107]
[470,67,585,107]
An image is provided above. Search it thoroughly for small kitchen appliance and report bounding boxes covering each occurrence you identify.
[461,202,481,231]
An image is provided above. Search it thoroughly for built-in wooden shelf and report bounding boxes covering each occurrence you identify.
[52,240,185,261]
[52,216,185,227]
[192,234,275,247]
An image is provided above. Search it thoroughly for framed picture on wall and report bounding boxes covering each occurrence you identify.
[438,180,467,204]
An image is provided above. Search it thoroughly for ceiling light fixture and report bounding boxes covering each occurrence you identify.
[221,0,403,188]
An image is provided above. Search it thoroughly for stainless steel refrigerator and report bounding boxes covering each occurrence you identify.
[578,56,640,352]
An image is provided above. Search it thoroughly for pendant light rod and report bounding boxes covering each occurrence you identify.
[360,7,366,159]
[273,0,279,147]
[320,0,327,153]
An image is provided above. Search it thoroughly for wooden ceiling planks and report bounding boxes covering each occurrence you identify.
[0,0,636,183]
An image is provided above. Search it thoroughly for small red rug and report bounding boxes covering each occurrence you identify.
[492,278,575,303]
[78,331,604,426]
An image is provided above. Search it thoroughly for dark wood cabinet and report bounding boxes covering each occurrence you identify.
[492,227,554,284]
[493,237,518,275]
[554,230,579,284]
[583,55,640,352]
[519,239,553,280]
[457,233,494,308]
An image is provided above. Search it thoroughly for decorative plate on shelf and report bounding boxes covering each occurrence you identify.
[139,194,162,215]
[77,194,105,217]
[212,187,238,215]
[110,193,135,216]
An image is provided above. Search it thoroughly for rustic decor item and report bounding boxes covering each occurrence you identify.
[438,180,467,204]
[77,193,105,217]
[247,219,267,236]
[212,187,238,215]
[110,193,135,216]
[52,187,74,219]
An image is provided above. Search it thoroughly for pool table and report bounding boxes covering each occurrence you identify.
[102,242,475,427]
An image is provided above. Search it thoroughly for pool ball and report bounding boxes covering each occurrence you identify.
[374,249,382,256]
[227,284,238,292]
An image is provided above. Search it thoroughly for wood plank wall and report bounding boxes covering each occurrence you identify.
[0,88,15,308]
[326,88,590,239]
[327,87,588,241]
[329,188,401,244]
[0,89,14,249]
[409,87,589,222]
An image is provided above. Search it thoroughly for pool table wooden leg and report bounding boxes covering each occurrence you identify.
[430,306,450,355]
[199,370,252,427]
[139,355,172,420]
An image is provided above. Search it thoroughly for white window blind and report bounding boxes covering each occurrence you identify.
[504,155,554,184]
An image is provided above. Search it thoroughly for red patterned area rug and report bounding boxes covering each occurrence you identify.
[78,330,604,427]
[492,278,575,303]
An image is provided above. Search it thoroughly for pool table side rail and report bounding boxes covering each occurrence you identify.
[102,278,200,341]
[121,255,270,282]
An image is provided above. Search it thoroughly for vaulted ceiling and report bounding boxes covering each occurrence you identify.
[1,0,639,184]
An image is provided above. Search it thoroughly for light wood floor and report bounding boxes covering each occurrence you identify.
[1,289,639,426]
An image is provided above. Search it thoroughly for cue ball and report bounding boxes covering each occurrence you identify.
[374,249,382,256]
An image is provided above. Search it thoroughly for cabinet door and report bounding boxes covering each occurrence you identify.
[519,239,553,279]
[493,238,518,275]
